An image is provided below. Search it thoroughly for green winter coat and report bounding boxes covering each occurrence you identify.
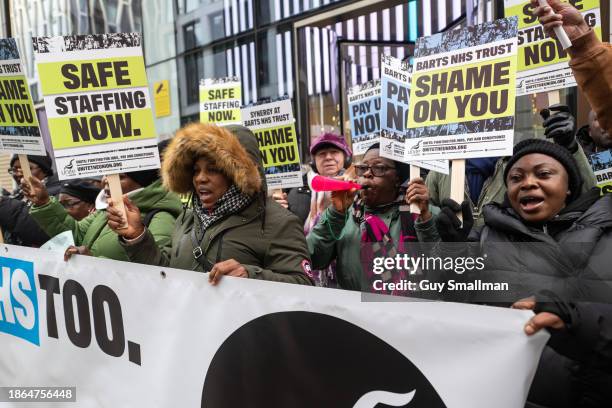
[307,205,440,291]
[123,198,313,285]
[120,123,313,286]
[426,144,597,227]
[30,179,182,261]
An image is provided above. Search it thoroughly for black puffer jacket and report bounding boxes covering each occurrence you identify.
[0,196,50,247]
[469,189,612,408]
[284,174,311,225]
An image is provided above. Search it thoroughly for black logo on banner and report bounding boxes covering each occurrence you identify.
[201,311,447,408]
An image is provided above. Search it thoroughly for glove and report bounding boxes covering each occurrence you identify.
[535,290,578,330]
[540,104,578,153]
[434,199,474,242]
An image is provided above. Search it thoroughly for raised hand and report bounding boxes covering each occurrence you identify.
[107,196,144,240]
[21,176,50,206]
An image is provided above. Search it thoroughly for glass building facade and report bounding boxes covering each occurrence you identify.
[5,0,611,166]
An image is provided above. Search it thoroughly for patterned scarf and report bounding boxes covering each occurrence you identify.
[192,184,253,234]
[355,195,418,296]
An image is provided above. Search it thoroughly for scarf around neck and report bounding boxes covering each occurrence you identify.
[192,184,253,234]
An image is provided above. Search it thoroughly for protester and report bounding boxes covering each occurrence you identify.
[577,110,612,156]
[273,132,352,224]
[426,104,597,227]
[0,195,49,247]
[436,138,612,407]
[23,166,182,261]
[58,179,99,221]
[307,143,439,292]
[8,153,61,200]
[532,0,612,135]
[272,132,352,287]
[106,123,313,286]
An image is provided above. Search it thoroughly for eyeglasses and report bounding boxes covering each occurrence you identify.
[354,164,395,177]
[8,164,41,175]
[60,200,83,208]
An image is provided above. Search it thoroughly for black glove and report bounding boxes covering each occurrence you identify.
[435,199,474,242]
[535,290,578,330]
[540,104,578,153]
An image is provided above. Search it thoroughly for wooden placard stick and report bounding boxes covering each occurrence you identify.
[409,164,421,214]
[547,90,560,106]
[450,159,466,222]
[106,173,128,229]
[0,226,4,244]
[18,154,33,188]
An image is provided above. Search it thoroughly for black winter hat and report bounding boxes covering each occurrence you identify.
[60,180,99,204]
[125,169,159,188]
[10,153,54,176]
[504,138,583,202]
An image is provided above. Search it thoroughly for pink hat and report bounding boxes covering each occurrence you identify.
[309,132,352,158]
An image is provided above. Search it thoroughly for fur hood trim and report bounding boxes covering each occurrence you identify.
[162,123,262,196]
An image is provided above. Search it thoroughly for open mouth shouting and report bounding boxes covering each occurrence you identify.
[518,195,545,213]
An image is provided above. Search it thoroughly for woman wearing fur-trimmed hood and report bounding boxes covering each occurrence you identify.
[108,123,314,285]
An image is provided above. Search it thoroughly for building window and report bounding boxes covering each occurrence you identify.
[185,51,203,104]
[177,0,203,14]
[184,21,203,50]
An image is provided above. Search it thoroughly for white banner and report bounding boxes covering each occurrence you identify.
[0,245,548,407]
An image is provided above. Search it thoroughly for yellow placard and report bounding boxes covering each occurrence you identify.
[47,109,156,149]
[408,56,517,128]
[253,124,300,168]
[153,80,171,118]
[516,26,602,71]
[199,82,242,125]
[37,56,148,94]
[505,0,599,30]
[506,0,602,73]
[200,108,241,124]
[199,85,241,102]
[0,75,39,127]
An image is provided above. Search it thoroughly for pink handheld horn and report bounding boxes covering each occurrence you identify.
[311,175,363,192]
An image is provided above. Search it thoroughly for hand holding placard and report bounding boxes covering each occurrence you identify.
[107,195,145,239]
[536,0,572,49]
[20,175,50,207]
[106,174,127,229]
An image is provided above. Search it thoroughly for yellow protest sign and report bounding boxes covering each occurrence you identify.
[200,78,242,125]
[47,109,156,149]
[154,80,171,118]
[410,57,517,127]
[504,0,602,95]
[405,17,518,162]
[254,125,300,167]
[241,99,303,189]
[0,38,45,155]
[37,57,148,94]
[33,33,160,180]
